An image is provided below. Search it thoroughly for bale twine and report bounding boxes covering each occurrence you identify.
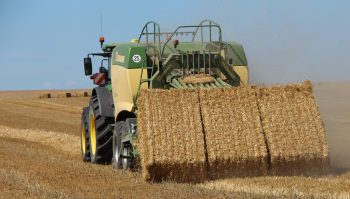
[137,89,207,182]
[199,87,269,179]
[257,80,330,175]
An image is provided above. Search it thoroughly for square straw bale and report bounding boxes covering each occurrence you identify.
[199,87,269,179]
[39,93,51,99]
[137,89,207,182]
[257,80,329,175]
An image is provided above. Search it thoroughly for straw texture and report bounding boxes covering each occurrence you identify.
[199,87,269,179]
[182,74,215,84]
[137,80,329,182]
[137,89,207,182]
[257,81,330,175]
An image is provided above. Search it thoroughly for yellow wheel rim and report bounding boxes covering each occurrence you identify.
[81,124,86,154]
[90,112,97,156]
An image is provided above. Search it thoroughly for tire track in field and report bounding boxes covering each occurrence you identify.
[0,125,80,155]
[1,100,82,114]
[0,169,73,199]
[0,99,82,135]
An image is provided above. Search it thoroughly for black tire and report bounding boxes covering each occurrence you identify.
[88,95,114,164]
[112,121,124,168]
[81,107,90,162]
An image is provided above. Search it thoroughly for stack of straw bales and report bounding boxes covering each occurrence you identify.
[39,91,90,99]
[137,89,207,182]
[137,80,329,182]
[39,93,51,99]
[257,81,329,175]
[199,87,268,179]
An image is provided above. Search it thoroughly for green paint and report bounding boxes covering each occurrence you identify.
[111,43,147,69]
[107,40,247,68]
[105,83,112,92]
[132,150,140,157]
[224,42,248,66]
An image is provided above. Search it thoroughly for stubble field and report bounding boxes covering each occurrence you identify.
[0,83,349,199]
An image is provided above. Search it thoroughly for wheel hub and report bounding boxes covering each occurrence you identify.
[81,125,86,154]
[89,112,97,156]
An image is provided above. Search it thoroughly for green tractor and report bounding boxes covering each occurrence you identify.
[81,20,249,169]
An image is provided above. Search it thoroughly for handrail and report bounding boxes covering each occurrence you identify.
[138,20,223,60]
[191,19,221,42]
[160,24,222,58]
[137,21,161,59]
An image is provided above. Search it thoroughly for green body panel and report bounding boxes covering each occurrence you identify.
[224,42,248,66]
[106,40,247,95]
[111,44,147,69]
[106,41,247,67]
[105,83,112,92]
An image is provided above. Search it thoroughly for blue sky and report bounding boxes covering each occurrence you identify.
[0,0,349,90]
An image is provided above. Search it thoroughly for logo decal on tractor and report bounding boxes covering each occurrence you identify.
[132,54,141,63]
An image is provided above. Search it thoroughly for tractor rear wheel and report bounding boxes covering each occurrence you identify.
[112,121,123,168]
[89,95,114,164]
[81,107,90,162]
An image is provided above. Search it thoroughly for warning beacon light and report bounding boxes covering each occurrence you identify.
[99,35,105,47]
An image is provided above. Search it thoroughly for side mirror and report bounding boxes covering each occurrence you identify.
[84,57,92,76]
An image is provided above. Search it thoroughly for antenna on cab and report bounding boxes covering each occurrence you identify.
[99,14,105,48]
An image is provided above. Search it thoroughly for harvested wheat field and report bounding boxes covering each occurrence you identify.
[0,83,350,198]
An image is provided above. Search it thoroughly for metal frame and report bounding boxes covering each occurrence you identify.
[137,20,222,58]
[87,52,111,58]
[160,20,222,57]
[135,20,237,99]
[138,21,161,59]
[191,19,221,42]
